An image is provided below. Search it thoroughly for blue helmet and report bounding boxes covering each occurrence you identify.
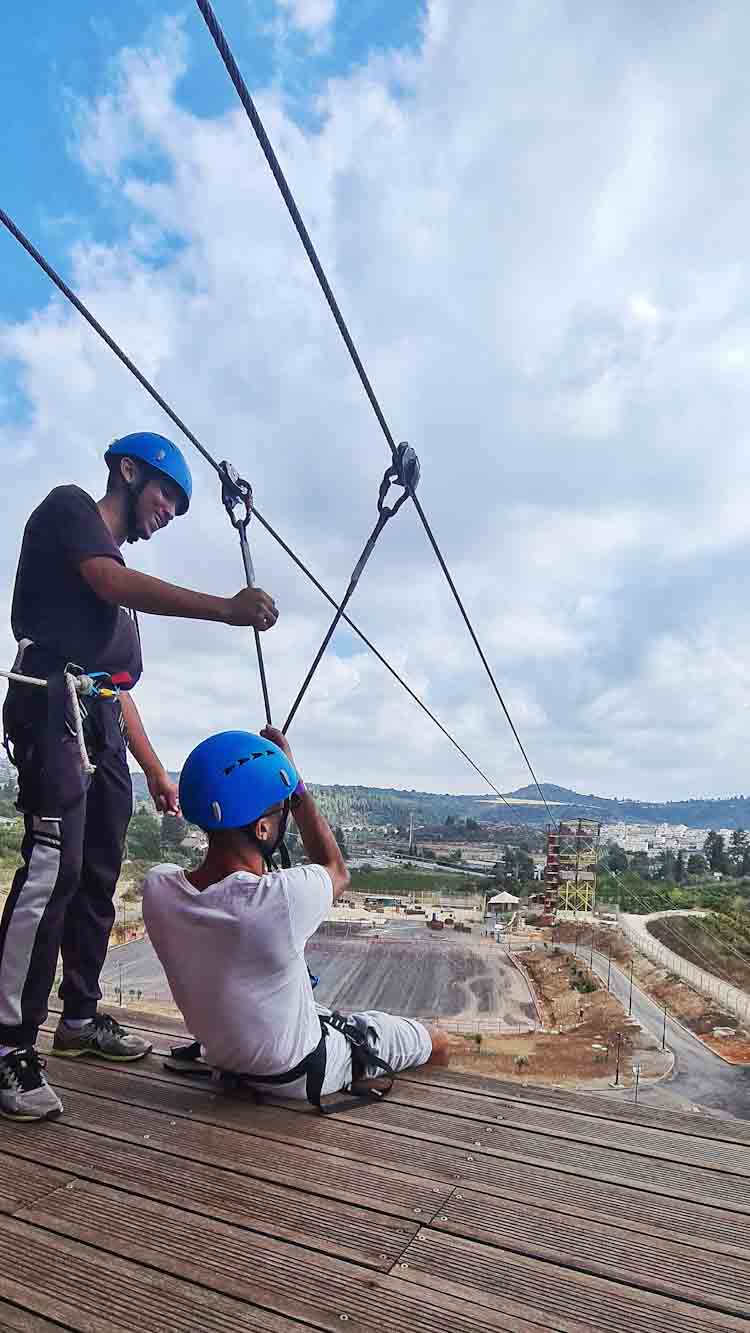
[179,731,298,831]
[105,432,192,515]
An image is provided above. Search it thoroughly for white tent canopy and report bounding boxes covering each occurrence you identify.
[487,891,520,906]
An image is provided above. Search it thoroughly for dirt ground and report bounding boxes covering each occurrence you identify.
[308,928,538,1028]
[648,914,750,992]
[553,921,750,1064]
[439,946,668,1087]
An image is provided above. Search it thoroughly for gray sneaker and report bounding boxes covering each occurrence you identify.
[0,1047,63,1120]
[53,1013,152,1062]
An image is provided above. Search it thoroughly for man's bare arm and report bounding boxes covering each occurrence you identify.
[260,726,350,899]
[80,557,278,630]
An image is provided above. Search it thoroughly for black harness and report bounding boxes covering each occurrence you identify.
[214,1011,395,1115]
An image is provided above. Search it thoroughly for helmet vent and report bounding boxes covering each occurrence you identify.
[211,801,222,823]
[279,770,291,787]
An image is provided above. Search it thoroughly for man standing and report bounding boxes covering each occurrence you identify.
[0,431,279,1120]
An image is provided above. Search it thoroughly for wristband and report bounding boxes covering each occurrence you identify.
[290,778,306,807]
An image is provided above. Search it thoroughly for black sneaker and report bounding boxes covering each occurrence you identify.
[0,1047,63,1120]
[163,1040,211,1077]
[53,1014,152,1062]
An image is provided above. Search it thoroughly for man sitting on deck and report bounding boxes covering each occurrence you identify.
[142,726,449,1108]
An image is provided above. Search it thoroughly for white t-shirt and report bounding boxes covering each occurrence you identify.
[142,862,334,1077]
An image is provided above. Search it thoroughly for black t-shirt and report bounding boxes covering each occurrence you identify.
[11,485,143,686]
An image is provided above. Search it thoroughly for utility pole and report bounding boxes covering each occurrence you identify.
[614,1032,622,1086]
[589,933,594,968]
[633,1063,641,1104]
[606,941,612,992]
[628,960,634,1016]
[661,1002,667,1051]
[574,925,580,957]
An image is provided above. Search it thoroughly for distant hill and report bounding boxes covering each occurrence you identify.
[129,772,750,832]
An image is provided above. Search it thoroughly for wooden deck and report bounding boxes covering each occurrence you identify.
[0,1007,748,1332]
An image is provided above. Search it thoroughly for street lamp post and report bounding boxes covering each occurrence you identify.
[633,1063,641,1104]
[614,1032,622,1086]
[607,942,612,992]
[575,926,580,957]
[628,961,634,1016]
[661,1002,667,1051]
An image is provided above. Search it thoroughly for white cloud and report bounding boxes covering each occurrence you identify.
[4,3,750,802]
[276,0,335,38]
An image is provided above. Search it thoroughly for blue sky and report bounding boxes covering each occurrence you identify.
[3,1,750,800]
[2,1,424,321]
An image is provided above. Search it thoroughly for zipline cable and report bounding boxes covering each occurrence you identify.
[283,443,420,731]
[0,204,538,823]
[194,0,554,822]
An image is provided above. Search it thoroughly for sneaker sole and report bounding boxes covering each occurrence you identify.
[163,1059,211,1077]
[0,1105,62,1122]
[52,1045,152,1062]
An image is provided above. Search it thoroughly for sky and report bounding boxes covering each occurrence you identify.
[2,0,750,801]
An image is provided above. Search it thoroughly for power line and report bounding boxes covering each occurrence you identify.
[193,0,554,822]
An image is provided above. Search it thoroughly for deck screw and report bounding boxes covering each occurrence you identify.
[380,1253,388,1260]
[143,1134,150,1140]
[339,1316,349,1322]
[413,1207,422,1214]
[473,1141,481,1147]
[439,1215,448,1221]
[400,1263,409,1269]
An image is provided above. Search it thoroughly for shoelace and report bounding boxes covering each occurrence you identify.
[2,1047,47,1090]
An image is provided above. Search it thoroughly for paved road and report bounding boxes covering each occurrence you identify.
[563,943,750,1118]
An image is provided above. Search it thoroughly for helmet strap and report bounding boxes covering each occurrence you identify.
[242,800,291,872]
[125,471,152,544]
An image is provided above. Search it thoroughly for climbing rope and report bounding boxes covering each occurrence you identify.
[194,0,554,821]
[284,443,420,731]
[0,666,113,776]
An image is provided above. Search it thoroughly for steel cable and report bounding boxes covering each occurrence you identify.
[193,0,554,820]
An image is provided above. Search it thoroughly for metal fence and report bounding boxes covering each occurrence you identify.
[619,911,750,1025]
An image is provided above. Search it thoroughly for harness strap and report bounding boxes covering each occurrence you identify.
[215,1011,395,1115]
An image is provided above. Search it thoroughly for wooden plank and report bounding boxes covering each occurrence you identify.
[39,1058,750,1215]
[0,1213,311,1333]
[421,1152,750,1262]
[47,1010,750,1151]
[401,1066,750,1146]
[19,1178,540,1333]
[0,1150,72,1216]
[435,1189,750,1319]
[0,1098,451,1225]
[0,1304,69,1333]
[40,1031,750,1179]
[397,1228,750,1333]
[0,1117,416,1270]
[385,1080,750,1177]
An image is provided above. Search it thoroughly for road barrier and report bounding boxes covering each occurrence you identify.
[619,911,750,1025]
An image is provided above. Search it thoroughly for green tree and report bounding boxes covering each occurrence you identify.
[675,850,685,884]
[704,831,727,873]
[687,852,707,876]
[656,850,676,881]
[333,825,349,860]
[742,848,750,879]
[127,809,161,862]
[606,843,628,873]
[516,850,535,882]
